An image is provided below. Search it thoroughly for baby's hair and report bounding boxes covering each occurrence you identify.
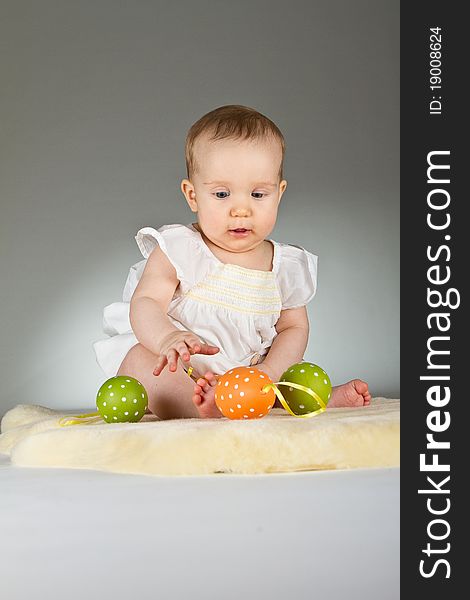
[185,104,285,181]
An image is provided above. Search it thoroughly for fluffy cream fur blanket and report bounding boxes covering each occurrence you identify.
[0,399,399,476]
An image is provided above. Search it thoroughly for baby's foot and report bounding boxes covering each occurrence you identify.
[192,372,224,419]
[328,379,372,408]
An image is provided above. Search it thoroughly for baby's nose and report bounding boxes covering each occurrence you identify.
[230,206,252,216]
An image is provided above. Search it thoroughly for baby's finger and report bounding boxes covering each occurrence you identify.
[176,343,191,362]
[153,355,167,376]
[167,348,179,372]
[184,338,202,353]
[198,344,220,355]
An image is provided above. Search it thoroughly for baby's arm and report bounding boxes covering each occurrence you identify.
[130,246,182,354]
[130,246,219,373]
[257,306,309,382]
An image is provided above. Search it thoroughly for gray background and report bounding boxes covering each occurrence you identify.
[0,0,399,416]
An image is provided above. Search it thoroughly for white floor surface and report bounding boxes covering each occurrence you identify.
[0,455,399,600]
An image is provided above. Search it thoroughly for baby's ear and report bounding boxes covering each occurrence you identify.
[181,179,197,211]
[276,180,287,204]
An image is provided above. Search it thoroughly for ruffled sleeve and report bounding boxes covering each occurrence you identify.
[134,223,214,295]
[276,243,318,309]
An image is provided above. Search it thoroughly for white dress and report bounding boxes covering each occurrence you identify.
[93,223,318,378]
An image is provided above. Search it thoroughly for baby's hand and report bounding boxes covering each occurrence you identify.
[153,331,219,376]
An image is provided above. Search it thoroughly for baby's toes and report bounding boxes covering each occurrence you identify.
[203,372,218,386]
[197,378,210,392]
[192,384,204,406]
[353,379,369,396]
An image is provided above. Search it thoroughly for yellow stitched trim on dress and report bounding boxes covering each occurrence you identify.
[186,292,281,315]
[207,273,278,291]
[195,282,281,303]
[221,264,275,279]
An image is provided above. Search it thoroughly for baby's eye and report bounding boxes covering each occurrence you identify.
[252,192,265,199]
[214,191,229,199]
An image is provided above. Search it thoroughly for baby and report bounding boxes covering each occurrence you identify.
[93,105,371,420]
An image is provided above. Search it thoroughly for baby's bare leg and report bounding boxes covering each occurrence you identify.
[116,343,199,420]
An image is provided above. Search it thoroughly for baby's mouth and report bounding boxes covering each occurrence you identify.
[228,228,251,237]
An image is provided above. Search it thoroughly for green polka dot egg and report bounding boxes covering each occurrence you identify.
[96,376,148,423]
[279,362,332,416]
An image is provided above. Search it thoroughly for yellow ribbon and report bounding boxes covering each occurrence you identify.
[58,412,102,427]
[262,381,326,418]
[186,365,216,383]
[59,374,326,425]
[61,364,199,427]
[187,364,326,418]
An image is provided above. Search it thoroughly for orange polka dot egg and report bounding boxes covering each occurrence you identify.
[214,366,275,419]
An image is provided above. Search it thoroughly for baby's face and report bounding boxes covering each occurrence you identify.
[181,135,287,254]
